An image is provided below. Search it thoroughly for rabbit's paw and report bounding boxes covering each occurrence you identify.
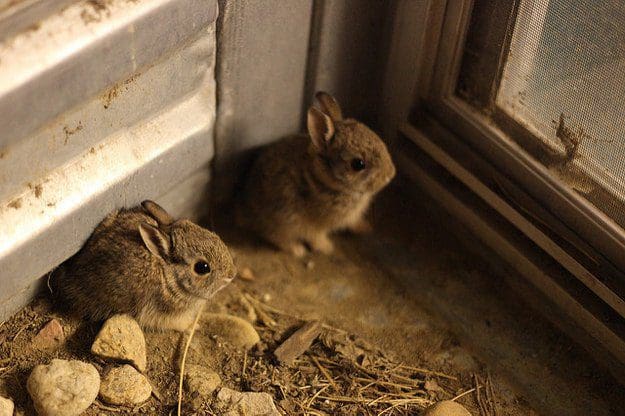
[309,234,334,255]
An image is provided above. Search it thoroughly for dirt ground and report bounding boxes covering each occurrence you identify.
[0,184,622,415]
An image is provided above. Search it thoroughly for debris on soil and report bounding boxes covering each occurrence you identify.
[91,314,147,372]
[31,319,65,351]
[184,364,221,410]
[0,396,13,416]
[424,400,472,416]
[226,294,466,415]
[0,285,497,415]
[274,320,322,365]
[215,387,281,416]
[27,359,100,416]
[99,364,152,406]
[473,374,498,416]
[238,267,256,281]
[202,313,260,350]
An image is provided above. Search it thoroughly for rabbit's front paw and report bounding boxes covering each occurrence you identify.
[309,234,334,255]
[289,242,308,258]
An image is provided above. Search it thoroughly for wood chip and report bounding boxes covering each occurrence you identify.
[274,321,322,366]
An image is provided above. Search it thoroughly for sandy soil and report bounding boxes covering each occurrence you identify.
[0,184,621,415]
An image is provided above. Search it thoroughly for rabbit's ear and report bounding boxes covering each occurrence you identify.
[315,91,343,121]
[307,107,335,150]
[139,223,171,259]
[142,200,174,226]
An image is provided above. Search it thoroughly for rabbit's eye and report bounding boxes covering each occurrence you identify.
[350,158,366,171]
[194,261,211,275]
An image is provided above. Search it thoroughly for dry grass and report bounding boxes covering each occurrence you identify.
[239,293,475,416]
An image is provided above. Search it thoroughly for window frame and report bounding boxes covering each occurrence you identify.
[407,0,625,294]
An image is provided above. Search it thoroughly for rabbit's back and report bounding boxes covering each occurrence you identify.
[238,135,309,227]
[55,208,163,321]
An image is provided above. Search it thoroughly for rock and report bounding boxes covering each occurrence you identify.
[184,365,221,409]
[203,314,260,350]
[27,359,100,416]
[99,365,151,406]
[238,267,256,281]
[91,314,147,372]
[274,320,321,365]
[32,319,65,350]
[0,396,14,416]
[423,400,472,416]
[216,388,280,416]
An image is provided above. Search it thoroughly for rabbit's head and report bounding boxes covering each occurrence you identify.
[139,201,236,300]
[307,92,396,195]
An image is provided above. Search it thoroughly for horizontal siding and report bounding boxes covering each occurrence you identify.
[0,0,218,321]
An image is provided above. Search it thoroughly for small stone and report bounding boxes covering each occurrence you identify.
[238,267,255,281]
[99,365,152,406]
[91,314,147,372]
[27,359,100,416]
[262,293,272,302]
[305,260,315,270]
[184,365,221,410]
[423,400,472,416]
[216,388,280,416]
[0,396,14,416]
[32,319,65,350]
[203,314,260,350]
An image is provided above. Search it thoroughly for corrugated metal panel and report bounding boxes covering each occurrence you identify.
[213,0,313,203]
[0,0,218,321]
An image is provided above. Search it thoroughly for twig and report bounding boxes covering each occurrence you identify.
[243,350,248,378]
[353,376,422,391]
[377,402,404,416]
[244,293,347,334]
[12,323,29,341]
[310,355,340,392]
[474,374,489,416]
[94,401,123,412]
[486,373,498,416]
[306,384,330,408]
[316,395,432,406]
[398,364,458,381]
[177,303,206,416]
[451,387,477,402]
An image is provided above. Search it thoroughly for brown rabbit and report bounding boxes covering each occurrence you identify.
[54,200,236,331]
[236,92,396,257]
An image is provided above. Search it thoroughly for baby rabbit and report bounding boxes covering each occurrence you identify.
[55,200,236,331]
[237,92,396,257]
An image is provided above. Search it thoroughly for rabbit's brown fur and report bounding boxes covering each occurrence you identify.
[55,201,236,331]
[237,92,396,257]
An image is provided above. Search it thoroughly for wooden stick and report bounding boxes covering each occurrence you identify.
[310,355,340,392]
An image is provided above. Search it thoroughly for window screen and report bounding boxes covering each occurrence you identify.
[497,0,625,212]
